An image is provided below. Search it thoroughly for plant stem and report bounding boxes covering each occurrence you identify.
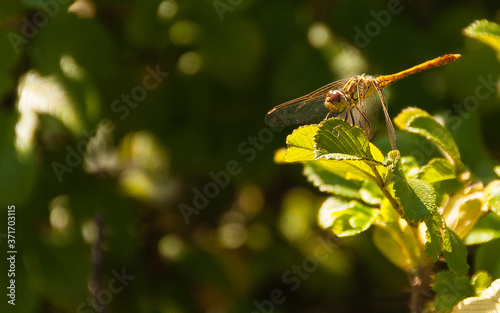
[409,264,433,313]
[409,224,434,313]
[370,164,434,312]
[369,164,400,214]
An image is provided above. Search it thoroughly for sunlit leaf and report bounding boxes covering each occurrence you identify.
[394,107,463,170]
[282,124,318,162]
[303,162,362,199]
[318,197,378,237]
[417,158,456,183]
[314,118,384,162]
[485,180,500,211]
[372,222,420,271]
[463,19,500,58]
[442,183,487,239]
[464,213,500,245]
[494,166,500,178]
[359,180,384,206]
[471,271,492,295]
[400,155,420,176]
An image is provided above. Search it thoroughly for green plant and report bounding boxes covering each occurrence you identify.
[275,108,500,312]
[273,20,500,313]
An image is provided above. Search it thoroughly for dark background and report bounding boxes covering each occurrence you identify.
[0,0,499,312]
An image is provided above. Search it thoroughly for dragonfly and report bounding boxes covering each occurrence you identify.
[265,54,461,150]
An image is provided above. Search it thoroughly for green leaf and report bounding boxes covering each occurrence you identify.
[489,195,500,215]
[464,213,500,245]
[393,177,437,223]
[313,118,396,183]
[475,238,500,280]
[394,107,462,169]
[443,227,469,275]
[471,271,492,295]
[486,180,500,216]
[314,118,383,162]
[303,162,362,199]
[400,156,420,175]
[283,124,318,162]
[442,183,486,239]
[425,218,443,262]
[432,271,474,313]
[372,224,420,271]
[359,180,384,206]
[417,158,456,183]
[494,166,500,178]
[463,19,500,57]
[318,197,378,237]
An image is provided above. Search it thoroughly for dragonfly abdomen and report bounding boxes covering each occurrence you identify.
[376,54,461,88]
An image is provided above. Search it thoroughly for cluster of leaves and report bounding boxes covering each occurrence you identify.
[275,20,500,312]
[276,107,500,311]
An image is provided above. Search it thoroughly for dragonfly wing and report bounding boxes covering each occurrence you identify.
[374,86,397,150]
[265,97,330,127]
[265,79,349,127]
[353,82,380,140]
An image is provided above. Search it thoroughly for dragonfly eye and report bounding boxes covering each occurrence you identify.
[326,90,343,103]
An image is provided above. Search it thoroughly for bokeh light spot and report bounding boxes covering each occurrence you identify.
[169,20,199,46]
[158,234,185,261]
[178,51,202,75]
[330,48,367,78]
[49,195,72,231]
[158,0,178,20]
[81,219,98,244]
[60,54,85,80]
[308,22,331,48]
[237,185,264,217]
[219,223,247,249]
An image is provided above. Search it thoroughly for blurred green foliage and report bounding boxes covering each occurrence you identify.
[0,0,499,313]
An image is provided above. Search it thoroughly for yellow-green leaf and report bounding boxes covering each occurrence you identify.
[318,197,378,237]
[463,19,500,59]
[394,107,462,169]
[417,158,456,183]
[282,124,318,162]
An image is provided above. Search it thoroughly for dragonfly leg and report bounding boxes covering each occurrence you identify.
[352,104,372,153]
[332,110,355,138]
[325,110,335,121]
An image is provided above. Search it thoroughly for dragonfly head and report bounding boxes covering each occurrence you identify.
[325,90,347,113]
